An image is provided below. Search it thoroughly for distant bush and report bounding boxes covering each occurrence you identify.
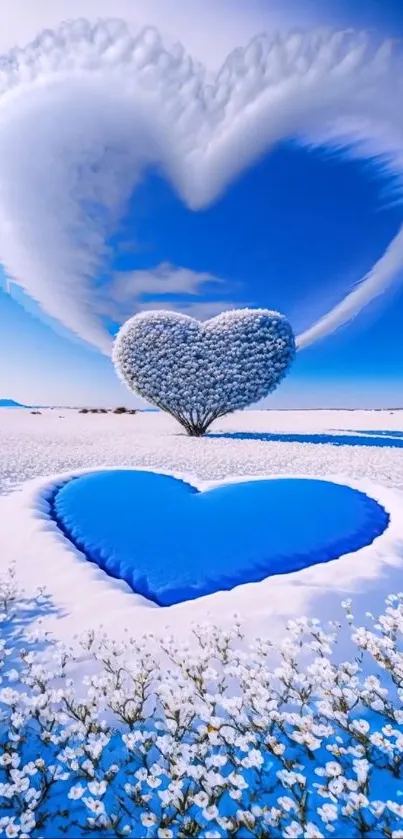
[78,407,136,415]
[30,411,41,415]
[79,408,109,414]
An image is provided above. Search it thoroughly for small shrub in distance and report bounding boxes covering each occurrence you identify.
[79,407,113,414]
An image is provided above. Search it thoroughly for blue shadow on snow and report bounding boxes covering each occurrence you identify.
[209,431,403,448]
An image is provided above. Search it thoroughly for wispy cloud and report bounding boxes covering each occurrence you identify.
[0,21,401,352]
[97,262,238,322]
[135,299,240,321]
[114,263,219,298]
[297,227,403,348]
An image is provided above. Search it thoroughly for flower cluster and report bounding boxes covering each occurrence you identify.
[113,309,295,435]
[0,571,403,837]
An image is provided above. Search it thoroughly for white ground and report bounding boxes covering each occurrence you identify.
[0,407,403,647]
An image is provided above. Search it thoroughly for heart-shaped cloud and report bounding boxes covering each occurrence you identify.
[113,308,295,433]
[0,20,402,352]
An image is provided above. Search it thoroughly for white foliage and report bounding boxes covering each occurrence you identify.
[0,571,403,837]
[113,308,295,433]
[0,21,402,349]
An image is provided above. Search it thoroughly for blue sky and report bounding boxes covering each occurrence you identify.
[0,0,403,409]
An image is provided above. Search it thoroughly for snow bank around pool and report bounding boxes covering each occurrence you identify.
[0,466,402,646]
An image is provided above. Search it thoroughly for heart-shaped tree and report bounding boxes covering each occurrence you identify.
[113,308,295,436]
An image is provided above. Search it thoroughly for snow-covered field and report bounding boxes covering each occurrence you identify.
[2,407,403,494]
[1,407,403,648]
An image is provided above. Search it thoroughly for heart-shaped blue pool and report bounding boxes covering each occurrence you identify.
[52,471,389,607]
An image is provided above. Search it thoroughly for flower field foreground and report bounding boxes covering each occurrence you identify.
[0,570,402,838]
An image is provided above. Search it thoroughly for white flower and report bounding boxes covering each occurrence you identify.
[284,822,304,838]
[278,796,297,813]
[324,762,342,777]
[318,804,338,823]
[81,758,94,776]
[370,801,386,817]
[140,813,157,827]
[193,791,209,808]
[328,778,344,796]
[88,780,107,796]
[351,719,370,735]
[146,775,162,789]
[68,784,85,800]
[158,789,174,807]
[228,772,248,790]
[0,688,19,705]
[353,759,369,784]
[5,824,19,839]
[83,797,106,816]
[244,748,264,768]
[202,805,219,821]
[304,824,324,838]
[387,802,403,818]
[6,669,19,683]
[123,731,143,751]
[13,776,29,793]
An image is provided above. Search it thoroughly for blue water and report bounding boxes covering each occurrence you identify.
[52,472,389,607]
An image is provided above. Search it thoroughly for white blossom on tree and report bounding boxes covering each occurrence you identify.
[113,308,295,435]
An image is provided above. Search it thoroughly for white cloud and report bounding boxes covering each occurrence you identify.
[0,20,402,352]
[97,262,236,322]
[112,263,220,300]
[0,0,290,69]
[136,299,240,321]
[296,226,403,349]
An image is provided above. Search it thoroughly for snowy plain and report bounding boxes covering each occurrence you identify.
[0,406,403,649]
